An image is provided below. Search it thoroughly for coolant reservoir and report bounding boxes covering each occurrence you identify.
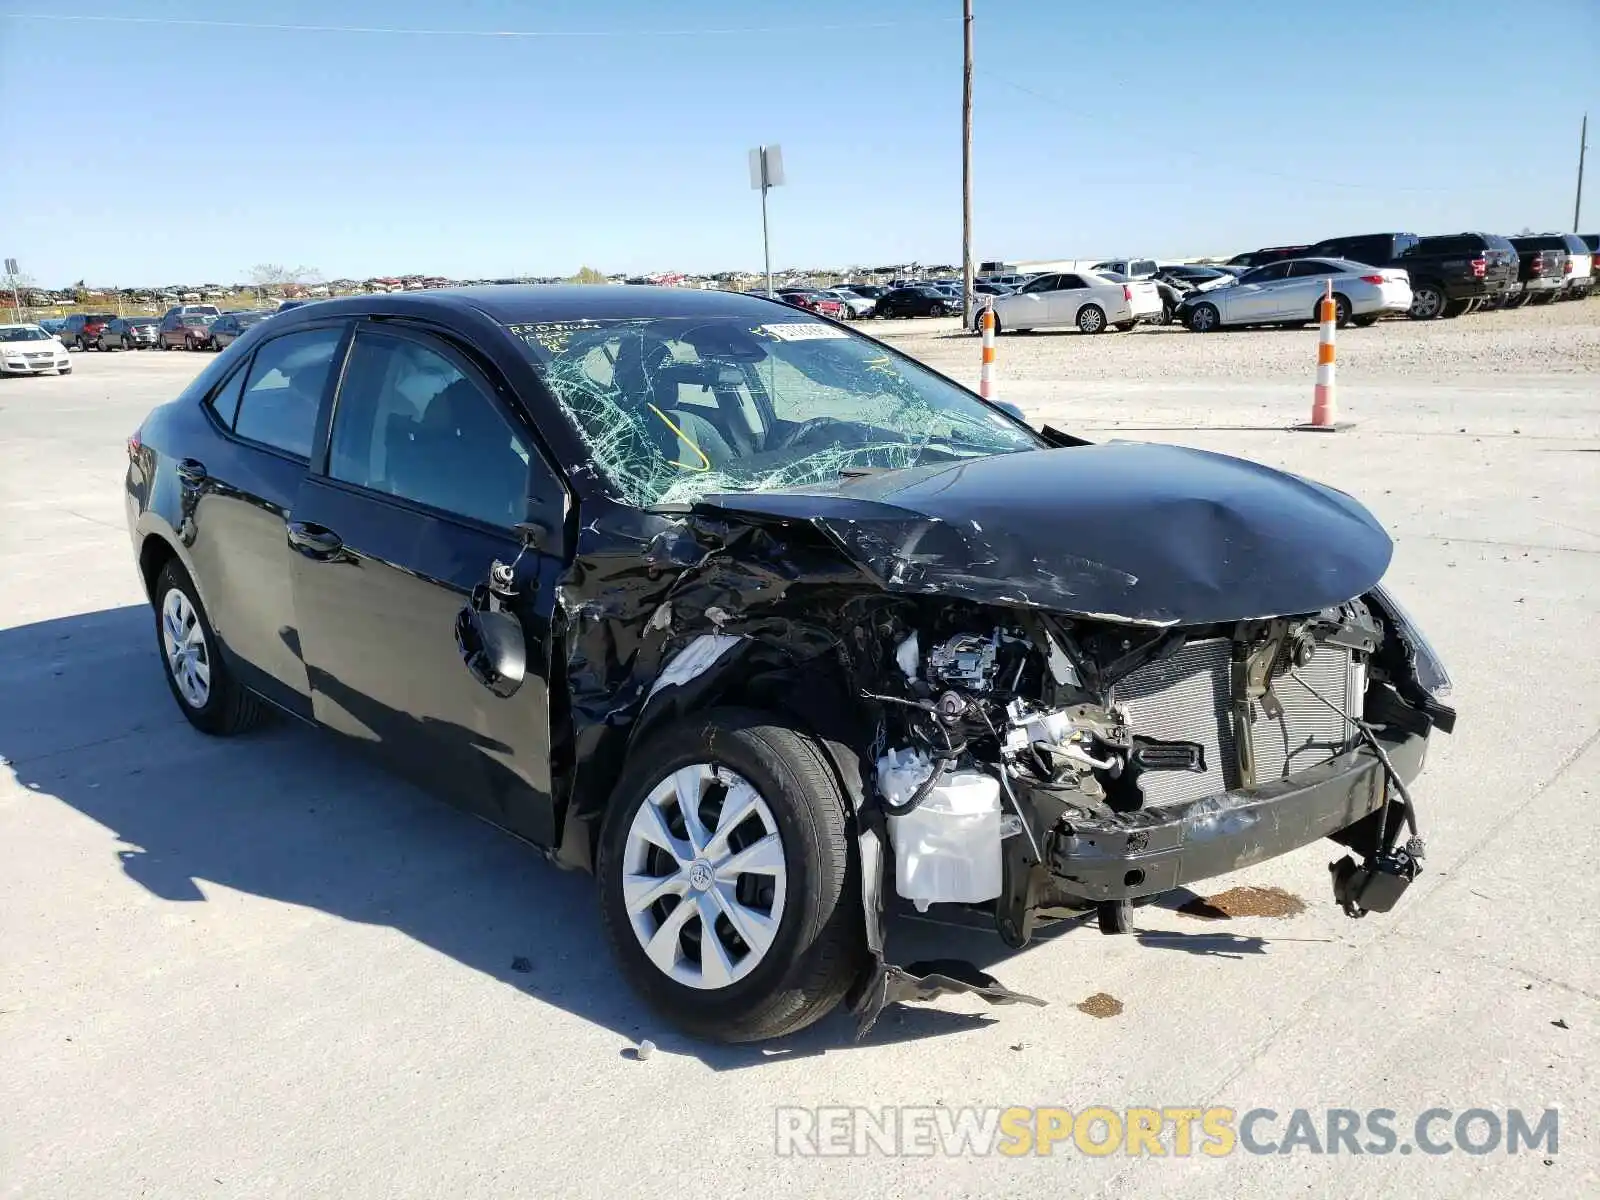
[880,752,1004,912]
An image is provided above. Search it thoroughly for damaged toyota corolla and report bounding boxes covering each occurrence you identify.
[124,286,1455,1042]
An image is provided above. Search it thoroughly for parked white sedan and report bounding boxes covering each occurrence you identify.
[983,270,1165,334]
[1179,258,1412,332]
[0,324,72,375]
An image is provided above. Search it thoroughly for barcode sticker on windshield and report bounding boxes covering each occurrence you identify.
[756,322,851,341]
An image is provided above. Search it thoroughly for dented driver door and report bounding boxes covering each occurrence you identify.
[287,322,564,845]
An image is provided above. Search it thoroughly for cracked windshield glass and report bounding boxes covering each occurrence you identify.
[509,314,1040,507]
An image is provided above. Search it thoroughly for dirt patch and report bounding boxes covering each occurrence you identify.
[1076,992,1124,1019]
[1177,886,1306,921]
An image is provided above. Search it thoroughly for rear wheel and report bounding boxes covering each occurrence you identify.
[152,559,263,736]
[1313,294,1352,326]
[597,708,865,1042]
[1077,304,1107,334]
[1113,320,1136,332]
[1408,284,1445,319]
[1352,314,1379,327]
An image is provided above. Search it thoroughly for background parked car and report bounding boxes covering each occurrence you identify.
[1547,232,1594,298]
[1307,232,1422,269]
[874,286,957,318]
[97,316,160,350]
[37,317,67,336]
[1506,237,1570,307]
[1179,258,1412,332]
[840,283,888,303]
[0,323,72,375]
[208,310,272,348]
[59,313,119,350]
[1226,245,1312,269]
[1091,257,1158,279]
[819,288,876,319]
[1154,264,1234,292]
[276,298,314,313]
[1392,233,1518,318]
[159,312,216,350]
[775,290,847,319]
[161,303,220,322]
[987,270,1163,334]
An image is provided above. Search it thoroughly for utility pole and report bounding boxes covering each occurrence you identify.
[1575,113,1588,232]
[961,0,974,327]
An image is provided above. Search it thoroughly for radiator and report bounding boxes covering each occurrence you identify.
[1110,639,1238,806]
[1111,637,1362,808]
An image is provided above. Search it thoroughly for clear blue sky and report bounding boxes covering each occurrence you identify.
[1,0,1594,286]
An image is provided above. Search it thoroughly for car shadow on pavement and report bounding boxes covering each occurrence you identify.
[1,605,1037,1069]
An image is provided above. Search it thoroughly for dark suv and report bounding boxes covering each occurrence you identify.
[1226,245,1312,269]
[1307,233,1421,269]
[59,313,118,351]
[1392,233,1518,318]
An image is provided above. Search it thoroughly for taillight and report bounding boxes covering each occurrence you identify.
[1470,257,1486,277]
[1122,285,1133,301]
[126,429,141,461]
[1531,258,1543,275]
[1360,275,1386,284]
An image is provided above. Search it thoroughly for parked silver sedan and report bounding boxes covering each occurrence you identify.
[1179,258,1413,331]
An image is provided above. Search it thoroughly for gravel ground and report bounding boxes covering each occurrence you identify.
[875,294,1600,382]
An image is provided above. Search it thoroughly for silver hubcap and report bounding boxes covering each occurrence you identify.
[161,587,211,708]
[1082,309,1102,331]
[1415,290,1440,317]
[621,763,787,990]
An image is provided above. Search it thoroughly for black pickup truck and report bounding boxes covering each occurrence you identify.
[1506,237,1569,307]
[1393,233,1519,318]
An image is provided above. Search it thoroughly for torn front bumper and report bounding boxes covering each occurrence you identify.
[1048,728,1428,903]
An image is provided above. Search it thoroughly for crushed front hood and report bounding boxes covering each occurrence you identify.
[693,443,1393,625]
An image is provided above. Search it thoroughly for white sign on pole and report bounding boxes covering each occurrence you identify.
[747,145,785,190]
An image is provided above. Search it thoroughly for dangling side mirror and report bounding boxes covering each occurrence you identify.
[455,583,526,698]
[993,399,1029,426]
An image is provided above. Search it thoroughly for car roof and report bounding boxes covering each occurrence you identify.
[299,284,787,325]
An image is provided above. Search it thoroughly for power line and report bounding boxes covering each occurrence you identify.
[3,11,960,38]
[980,71,1458,195]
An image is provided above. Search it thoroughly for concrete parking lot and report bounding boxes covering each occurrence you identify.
[3,309,1598,1198]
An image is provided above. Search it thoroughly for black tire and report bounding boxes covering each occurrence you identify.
[58,367,71,375]
[1097,900,1133,934]
[1441,298,1471,318]
[1077,304,1107,334]
[152,559,263,736]
[75,335,87,351]
[1408,283,1445,319]
[973,311,1003,335]
[1531,291,1558,306]
[597,707,865,1043]
[1187,302,1221,332]
[1506,293,1531,309]
[929,302,948,317]
[1313,294,1352,327]
[1113,320,1136,332]
[1352,314,1379,327]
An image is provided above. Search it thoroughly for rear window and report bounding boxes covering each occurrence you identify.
[1559,234,1586,254]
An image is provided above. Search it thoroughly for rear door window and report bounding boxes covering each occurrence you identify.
[1289,260,1338,277]
[232,327,344,459]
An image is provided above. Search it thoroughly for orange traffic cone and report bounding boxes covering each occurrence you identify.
[1294,280,1350,432]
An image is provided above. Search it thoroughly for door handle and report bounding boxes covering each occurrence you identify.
[286,521,343,559]
[176,458,207,486]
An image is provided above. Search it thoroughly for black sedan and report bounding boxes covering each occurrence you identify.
[98,316,161,350]
[873,285,957,318]
[124,286,1452,1042]
[209,310,272,349]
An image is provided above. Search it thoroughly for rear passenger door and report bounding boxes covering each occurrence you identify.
[1045,274,1091,324]
[182,321,349,717]
[1282,260,1340,319]
[1229,262,1293,322]
[1008,274,1062,327]
[288,322,566,845]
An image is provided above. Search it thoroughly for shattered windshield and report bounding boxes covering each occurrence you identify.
[508,313,1041,507]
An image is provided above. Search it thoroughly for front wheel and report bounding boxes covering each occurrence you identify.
[1077,304,1106,334]
[597,708,865,1043]
[1187,302,1221,332]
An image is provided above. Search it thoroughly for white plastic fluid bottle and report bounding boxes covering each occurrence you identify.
[879,752,1003,912]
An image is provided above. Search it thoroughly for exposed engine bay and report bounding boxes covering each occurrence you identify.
[858,597,1421,946]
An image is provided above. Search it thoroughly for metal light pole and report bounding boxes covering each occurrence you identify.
[4,258,20,323]
[749,145,785,294]
[961,0,974,326]
[1575,113,1588,232]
